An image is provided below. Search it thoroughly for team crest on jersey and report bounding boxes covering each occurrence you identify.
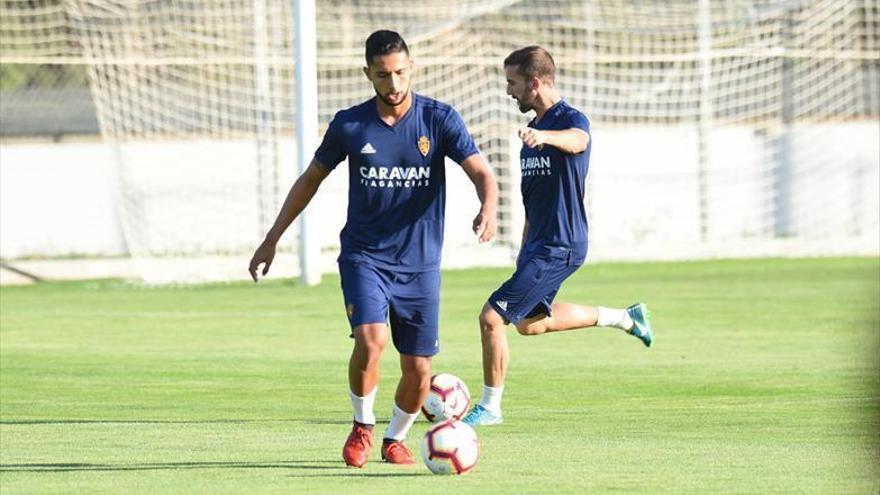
[418,136,430,156]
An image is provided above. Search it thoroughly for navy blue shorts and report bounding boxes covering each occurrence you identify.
[488,245,586,324]
[339,260,440,357]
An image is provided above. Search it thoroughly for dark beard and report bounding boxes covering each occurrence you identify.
[512,95,532,113]
[377,89,409,107]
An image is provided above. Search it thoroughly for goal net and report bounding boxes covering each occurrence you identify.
[3,0,878,283]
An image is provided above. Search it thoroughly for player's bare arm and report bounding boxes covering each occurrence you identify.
[459,153,499,243]
[517,127,589,154]
[248,160,330,281]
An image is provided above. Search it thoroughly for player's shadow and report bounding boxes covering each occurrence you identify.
[0,462,427,478]
[287,472,427,478]
[0,461,343,472]
[1,418,423,477]
[0,418,354,426]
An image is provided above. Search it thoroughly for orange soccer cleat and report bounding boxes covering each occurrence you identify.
[381,439,416,464]
[342,421,374,468]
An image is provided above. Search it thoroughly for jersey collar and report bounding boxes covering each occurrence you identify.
[373,92,416,131]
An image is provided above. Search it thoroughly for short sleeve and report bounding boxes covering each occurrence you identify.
[441,109,479,164]
[568,110,591,135]
[313,113,347,171]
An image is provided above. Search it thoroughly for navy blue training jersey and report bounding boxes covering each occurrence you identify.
[520,100,591,257]
[313,93,479,272]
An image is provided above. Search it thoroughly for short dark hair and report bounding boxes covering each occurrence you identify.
[365,30,409,66]
[504,46,556,83]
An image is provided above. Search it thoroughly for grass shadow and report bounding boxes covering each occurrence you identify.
[0,418,355,426]
[1,461,430,477]
[287,472,429,478]
[0,461,345,473]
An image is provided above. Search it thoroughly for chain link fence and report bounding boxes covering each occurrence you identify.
[1,64,98,138]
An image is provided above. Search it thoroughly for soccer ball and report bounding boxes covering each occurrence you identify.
[421,373,471,422]
[420,420,480,475]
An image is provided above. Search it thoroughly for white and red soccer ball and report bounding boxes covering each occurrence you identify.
[421,373,471,423]
[420,419,480,475]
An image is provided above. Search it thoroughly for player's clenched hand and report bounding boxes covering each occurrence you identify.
[517,127,545,149]
[248,240,277,282]
[472,211,497,243]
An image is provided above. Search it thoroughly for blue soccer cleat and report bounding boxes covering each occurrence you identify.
[626,303,654,347]
[462,405,503,427]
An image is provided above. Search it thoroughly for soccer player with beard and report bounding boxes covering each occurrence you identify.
[249,30,498,466]
[463,46,653,427]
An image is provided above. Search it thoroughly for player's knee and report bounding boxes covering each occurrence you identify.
[479,303,505,333]
[353,324,387,360]
[400,356,432,389]
[354,345,383,369]
[402,358,430,376]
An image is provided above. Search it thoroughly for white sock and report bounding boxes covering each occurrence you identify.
[479,384,504,414]
[383,404,419,441]
[597,306,634,331]
[350,388,377,425]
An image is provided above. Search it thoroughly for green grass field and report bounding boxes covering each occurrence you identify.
[1,257,878,494]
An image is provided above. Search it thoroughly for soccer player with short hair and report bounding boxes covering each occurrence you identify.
[248,30,498,466]
[463,46,653,427]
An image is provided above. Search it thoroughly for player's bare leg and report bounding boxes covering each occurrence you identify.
[479,303,509,388]
[381,354,430,464]
[348,323,388,396]
[394,354,432,412]
[514,302,598,335]
[343,322,387,468]
[463,304,508,426]
[515,302,652,347]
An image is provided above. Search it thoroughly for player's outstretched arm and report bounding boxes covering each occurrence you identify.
[518,127,589,155]
[459,153,499,243]
[248,160,330,282]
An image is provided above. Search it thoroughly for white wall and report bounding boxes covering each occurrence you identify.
[1,141,127,257]
[0,136,508,282]
[2,122,878,267]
